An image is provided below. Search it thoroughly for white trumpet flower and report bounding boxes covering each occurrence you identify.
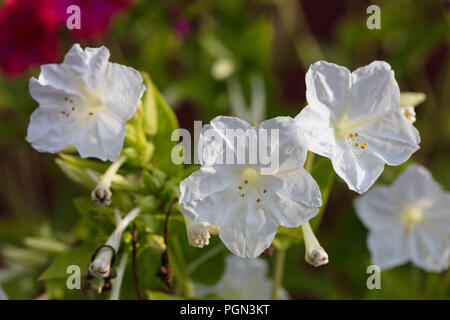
[296,61,420,194]
[27,44,146,162]
[88,208,140,278]
[194,255,289,300]
[355,164,450,272]
[180,116,322,258]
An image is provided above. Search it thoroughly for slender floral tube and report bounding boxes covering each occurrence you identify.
[91,156,127,206]
[302,222,328,267]
[109,252,129,300]
[89,208,140,278]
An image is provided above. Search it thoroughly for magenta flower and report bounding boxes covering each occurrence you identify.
[55,0,133,40]
[0,0,60,77]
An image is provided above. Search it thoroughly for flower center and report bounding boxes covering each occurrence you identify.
[241,167,260,187]
[237,167,268,203]
[400,199,432,234]
[60,85,105,120]
[334,114,369,154]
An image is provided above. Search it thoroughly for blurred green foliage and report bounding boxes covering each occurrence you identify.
[0,0,449,299]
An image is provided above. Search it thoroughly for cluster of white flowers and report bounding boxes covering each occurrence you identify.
[26,43,448,287]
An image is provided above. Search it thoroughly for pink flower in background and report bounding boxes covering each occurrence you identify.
[54,0,133,40]
[0,0,60,77]
[173,16,191,38]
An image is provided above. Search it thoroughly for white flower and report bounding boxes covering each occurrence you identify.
[296,61,420,194]
[27,44,146,162]
[179,116,322,258]
[355,164,450,272]
[194,255,289,300]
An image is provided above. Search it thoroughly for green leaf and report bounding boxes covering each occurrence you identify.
[141,72,182,176]
[39,242,99,281]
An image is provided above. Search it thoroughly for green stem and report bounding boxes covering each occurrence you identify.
[410,264,421,299]
[187,245,224,275]
[271,248,287,300]
[437,270,450,299]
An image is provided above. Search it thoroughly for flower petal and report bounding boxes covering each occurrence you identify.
[354,186,403,231]
[331,146,385,194]
[62,43,88,76]
[102,62,146,121]
[74,111,126,162]
[350,61,400,119]
[27,107,77,153]
[367,227,410,270]
[358,111,420,166]
[219,205,277,258]
[260,168,321,227]
[424,193,450,229]
[84,46,110,92]
[306,60,351,121]
[199,116,252,167]
[179,167,239,224]
[257,116,308,172]
[295,105,339,159]
[38,63,85,96]
[391,164,441,203]
[29,77,81,107]
[410,225,450,272]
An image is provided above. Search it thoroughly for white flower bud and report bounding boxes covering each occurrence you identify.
[302,222,329,267]
[91,156,126,206]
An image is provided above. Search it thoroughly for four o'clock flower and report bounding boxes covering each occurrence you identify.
[194,255,289,300]
[296,61,420,194]
[355,164,450,272]
[179,116,322,258]
[27,44,146,162]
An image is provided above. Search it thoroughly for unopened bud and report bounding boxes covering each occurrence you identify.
[89,208,140,279]
[147,234,166,253]
[91,156,126,206]
[91,184,112,206]
[302,222,329,268]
